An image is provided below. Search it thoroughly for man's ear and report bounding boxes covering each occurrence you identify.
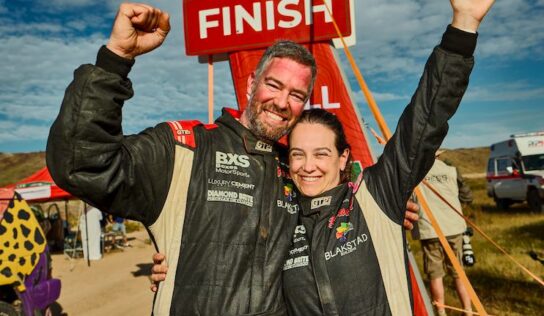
[246,72,256,99]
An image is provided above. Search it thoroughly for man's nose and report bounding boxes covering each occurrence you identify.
[275,90,290,110]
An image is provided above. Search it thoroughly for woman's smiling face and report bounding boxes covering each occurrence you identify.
[288,122,349,197]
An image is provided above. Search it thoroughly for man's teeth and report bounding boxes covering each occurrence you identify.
[266,111,284,121]
[301,176,319,182]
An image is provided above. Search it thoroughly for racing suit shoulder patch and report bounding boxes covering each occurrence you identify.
[167,120,217,148]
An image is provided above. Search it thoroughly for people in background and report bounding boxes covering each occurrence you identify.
[418,153,474,316]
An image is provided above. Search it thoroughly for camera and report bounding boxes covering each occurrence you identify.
[462,227,475,266]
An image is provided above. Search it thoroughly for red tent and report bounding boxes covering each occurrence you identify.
[4,167,72,202]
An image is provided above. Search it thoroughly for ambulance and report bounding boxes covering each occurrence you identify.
[486,131,544,212]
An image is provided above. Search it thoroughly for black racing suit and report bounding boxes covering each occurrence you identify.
[47,45,299,315]
[47,25,475,316]
[282,26,477,316]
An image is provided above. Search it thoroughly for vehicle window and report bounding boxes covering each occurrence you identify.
[487,159,495,174]
[522,154,544,171]
[497,158,509,174]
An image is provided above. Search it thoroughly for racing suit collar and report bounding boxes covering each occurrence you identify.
[298,184,349,218]
[217,107,283,156]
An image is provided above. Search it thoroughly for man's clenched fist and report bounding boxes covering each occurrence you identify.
[106,3,170,59]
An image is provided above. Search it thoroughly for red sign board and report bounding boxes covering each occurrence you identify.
[183,0,352,56]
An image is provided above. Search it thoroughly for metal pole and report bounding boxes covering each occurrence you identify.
[84,203,90,267]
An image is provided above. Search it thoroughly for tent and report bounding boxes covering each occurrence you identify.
[1,167,82,260]
[3,167,72,202]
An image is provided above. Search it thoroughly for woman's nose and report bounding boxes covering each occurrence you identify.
[302,158,316,172]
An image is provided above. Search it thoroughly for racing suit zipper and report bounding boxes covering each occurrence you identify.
[250,154,275,310]
[310,215,339,316]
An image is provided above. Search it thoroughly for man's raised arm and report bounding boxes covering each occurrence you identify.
[46,3,174,225]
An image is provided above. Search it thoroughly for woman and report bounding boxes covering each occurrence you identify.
[152,108,426,315]
[281,109,414,315]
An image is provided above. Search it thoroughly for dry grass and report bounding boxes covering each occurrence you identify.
[439,147,490,175]
[409,177,544,315]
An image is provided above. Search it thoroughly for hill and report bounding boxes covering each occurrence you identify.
[439,146,490,175]
[0,151,46,187]
[0,147,491,187]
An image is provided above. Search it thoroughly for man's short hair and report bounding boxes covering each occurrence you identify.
[253,40,317,99]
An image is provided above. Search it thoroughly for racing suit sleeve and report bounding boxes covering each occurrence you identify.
[46,46,175,226]
[364,25,477,224]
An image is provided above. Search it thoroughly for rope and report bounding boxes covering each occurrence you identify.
[421,180,544,286]
[320,1,488,314]
[433,301,494,316]
[366,126,544,287]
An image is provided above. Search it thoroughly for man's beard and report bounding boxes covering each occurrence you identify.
[245,97,293,142]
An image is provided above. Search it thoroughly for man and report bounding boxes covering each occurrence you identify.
[108,216,130,247]
[418,153,474,316]
[47,0,494,314]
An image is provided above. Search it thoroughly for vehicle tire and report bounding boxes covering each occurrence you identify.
[0,301,21,316]
[527,190,543,213]
[494,196,511,210]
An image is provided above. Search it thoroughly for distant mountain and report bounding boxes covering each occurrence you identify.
[0,152,45,187]
[0,146,491,187]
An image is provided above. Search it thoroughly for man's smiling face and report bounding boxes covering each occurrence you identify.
[242,57,312,142]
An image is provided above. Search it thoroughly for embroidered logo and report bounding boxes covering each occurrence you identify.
[336,222,353,242]
[255,140,273,152]
[328,207,351,228]
[311,196,332,209]
[283,183,294,201]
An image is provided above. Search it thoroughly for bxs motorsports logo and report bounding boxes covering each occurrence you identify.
[216,151,250,177]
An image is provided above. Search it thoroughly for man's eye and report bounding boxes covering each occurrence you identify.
[291,94,306,103]
[266,82,279,90]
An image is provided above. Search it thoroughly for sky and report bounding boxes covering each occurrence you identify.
[0,0,543,154]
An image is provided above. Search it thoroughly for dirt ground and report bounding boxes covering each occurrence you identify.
[50,230,156,316]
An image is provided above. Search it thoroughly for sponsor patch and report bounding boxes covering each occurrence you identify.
[324,233,368,260]
[283,183,295,201]
[215,151,251,178]
[294,224,306,235]
[216,151,250,168]
[255,140,273,152]
[207,179,255,190]
[207,190,254,207]
[277,200,299,214]
[311,196,332,209]
[336,222,353,242]
[283,255,309,270]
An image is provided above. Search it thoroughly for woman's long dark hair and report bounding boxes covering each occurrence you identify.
[293,108,353,183]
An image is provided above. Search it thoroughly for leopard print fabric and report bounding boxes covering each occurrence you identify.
[0,193,46,291]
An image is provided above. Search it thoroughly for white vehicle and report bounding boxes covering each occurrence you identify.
[486,132,544,212]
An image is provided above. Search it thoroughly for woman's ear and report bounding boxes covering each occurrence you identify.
[339,148,350,171]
